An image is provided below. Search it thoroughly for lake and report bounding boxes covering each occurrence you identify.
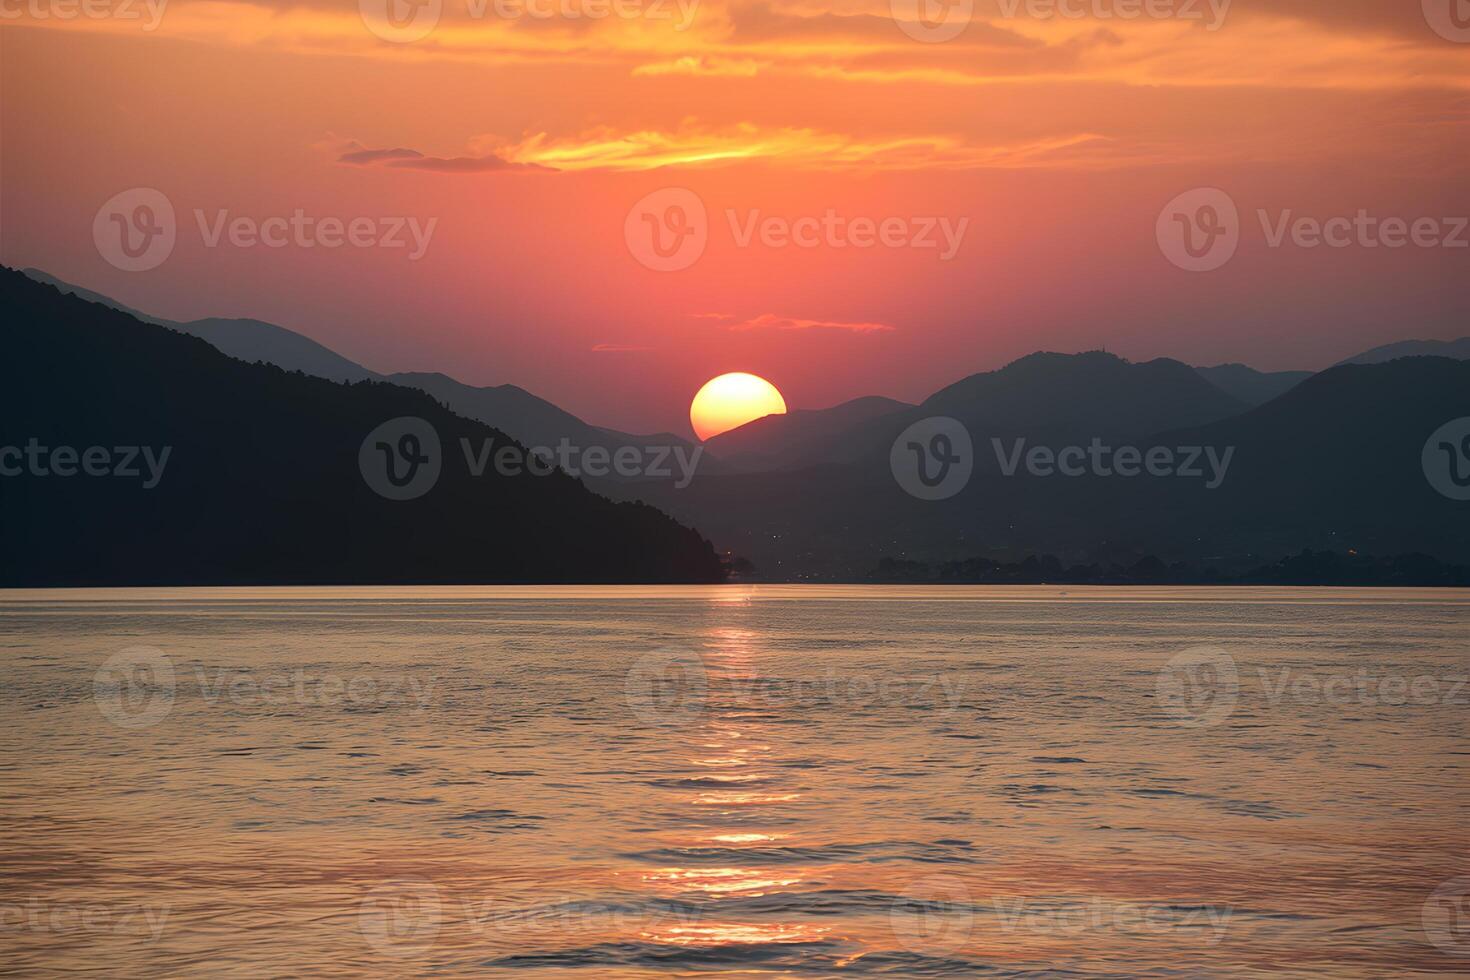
[1,586,1466,977]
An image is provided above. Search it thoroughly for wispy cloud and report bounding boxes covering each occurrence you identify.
[329,125,1134,174]
[591,343,654,352]
[333,139,551,174]
[696,312,897,334]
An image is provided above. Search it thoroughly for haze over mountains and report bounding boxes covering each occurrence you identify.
[12,267,1469,582]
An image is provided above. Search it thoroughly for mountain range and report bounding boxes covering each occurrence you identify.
[609,354,1470,578]
[0,268,722,586]
[21,269,702,471]
[11,267,1469,582]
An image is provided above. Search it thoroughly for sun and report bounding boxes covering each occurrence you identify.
[690,373,787,441]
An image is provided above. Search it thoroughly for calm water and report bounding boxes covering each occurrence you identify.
[1,586,1467,978]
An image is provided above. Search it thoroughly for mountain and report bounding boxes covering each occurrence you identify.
[181,318,379,383]
[600,356,1470,579]
[20,268,694,463]
[922,351,1246,436]
[1151,356,1470,560]
[0,266,722,586]
[690,352,1248,478]
[21,267,169,325]
[1194,363,1312,406]
[23,267,379,382]
[704,395,912,471]
[388,371,705,473]
[1336,336,1470,366]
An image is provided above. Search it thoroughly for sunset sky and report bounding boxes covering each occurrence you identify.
[3,0,1467,434]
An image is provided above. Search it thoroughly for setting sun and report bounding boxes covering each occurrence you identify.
[690,373,787,441]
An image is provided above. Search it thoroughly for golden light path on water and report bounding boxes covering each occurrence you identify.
[634,625,831,951]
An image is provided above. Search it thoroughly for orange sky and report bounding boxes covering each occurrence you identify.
[2,1,1467,433]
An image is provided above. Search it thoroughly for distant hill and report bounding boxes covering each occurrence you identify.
[1335,336,1470,366]
[693,351,1248,477]
[0,267,722,586]
[24,268,378,382]
[22,268,169,325]
[1194,363,1312,406]
[704,395,912,471]
[923,351,1246,435]
[389,371,706,473]
[183,317,380,383]
[20,268,691,462]
[602,356,1470,579]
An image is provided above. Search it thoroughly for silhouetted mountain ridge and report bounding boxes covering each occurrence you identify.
[0,267,722,585]
[20,268,697,461]
[1194,363,1311,406]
